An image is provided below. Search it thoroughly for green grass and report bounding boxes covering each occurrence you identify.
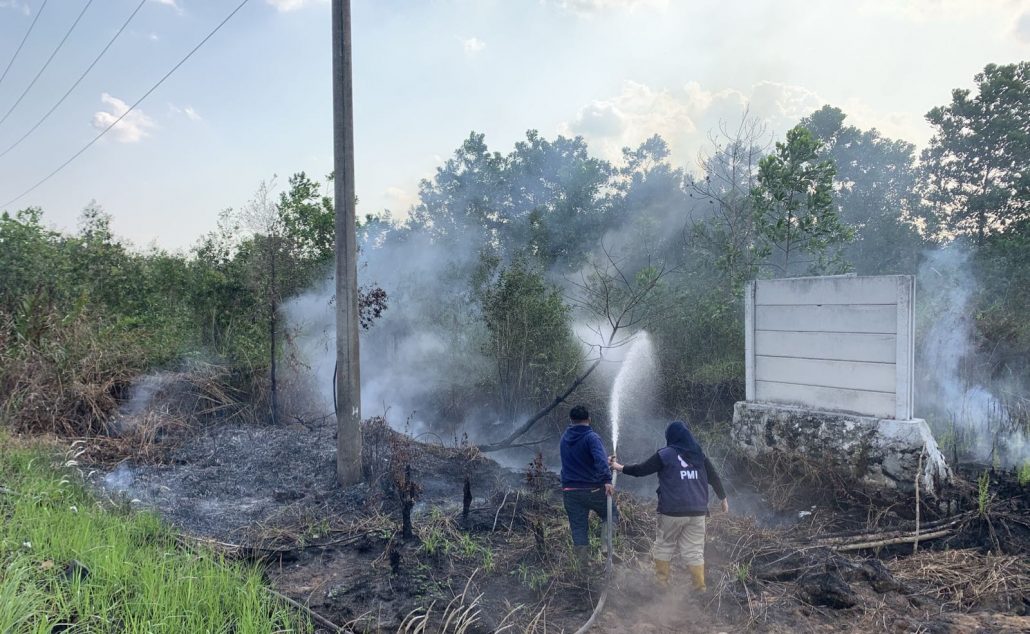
[0,437,310,634]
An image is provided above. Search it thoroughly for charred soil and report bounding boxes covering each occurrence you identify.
[86,416,1030,633]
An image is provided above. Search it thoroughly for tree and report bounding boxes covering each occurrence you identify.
[689,115,771,293]
[801,105,926,274]
[751,125,852,277]
[478,246,669,452]
[409,130,613,271]
[920,62,1030,242]
[478,256,579,426]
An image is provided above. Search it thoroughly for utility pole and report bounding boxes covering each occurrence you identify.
[333,0,362,486]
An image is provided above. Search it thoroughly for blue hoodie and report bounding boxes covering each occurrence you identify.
[559,424,612,488]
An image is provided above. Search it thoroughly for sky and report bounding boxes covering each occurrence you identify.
[0,0,1028,251]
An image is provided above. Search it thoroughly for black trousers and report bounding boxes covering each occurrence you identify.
[563,488,619,546]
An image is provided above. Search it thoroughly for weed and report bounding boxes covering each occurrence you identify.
[422,525,445,556]
[513,563,550,592]
[734,562,751,584]
[1018,462,1030,487]
[977,469,991,516]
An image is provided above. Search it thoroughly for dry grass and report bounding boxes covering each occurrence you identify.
[891,548,1030,612]
[0,309,146,436]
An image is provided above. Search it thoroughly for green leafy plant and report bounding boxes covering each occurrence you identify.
[977,469,992,516]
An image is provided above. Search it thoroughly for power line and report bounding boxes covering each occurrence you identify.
[0,0,50,90]
[0,0,94,130]
[2,0,253,210]
[0,0,148,160]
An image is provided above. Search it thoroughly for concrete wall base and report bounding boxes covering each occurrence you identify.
[732,401,953,497]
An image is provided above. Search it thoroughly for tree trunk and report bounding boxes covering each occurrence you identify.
[269,237,278,425]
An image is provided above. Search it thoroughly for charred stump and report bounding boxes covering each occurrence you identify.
[462,473,472,528]
[400,465,417,540]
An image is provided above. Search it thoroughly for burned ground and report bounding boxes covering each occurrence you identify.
[86,415,1030,633]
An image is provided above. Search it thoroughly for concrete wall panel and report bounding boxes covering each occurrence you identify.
[755,356,896,393]
[746,275,915,419]
[755,304,897,334]
[755,331,896,363]
[754,380,897,419]
[755,275,901,306]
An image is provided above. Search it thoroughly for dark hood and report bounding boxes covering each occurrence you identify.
[562,423,594,444]
[665,420,704,463]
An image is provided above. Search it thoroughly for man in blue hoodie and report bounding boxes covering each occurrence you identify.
[559,404,616,564]
[610,420,728,591]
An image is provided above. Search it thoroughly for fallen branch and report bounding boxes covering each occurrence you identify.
[810,512,972,546]
[477,358,602,453]
[176,531,373,558]
[830,527,956,552]
[265,586,346,633]
[492,489,511,532]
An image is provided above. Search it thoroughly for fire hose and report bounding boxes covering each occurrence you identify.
[573,470,617,634]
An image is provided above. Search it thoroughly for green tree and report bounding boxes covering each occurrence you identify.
[752,125,853,277]
[479,256,579,426]
[409,130,613,271]
[920,62,1030,242]
[801,105,926,274]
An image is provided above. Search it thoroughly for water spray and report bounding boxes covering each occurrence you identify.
[605,333,653,570]
[575,332,653,633]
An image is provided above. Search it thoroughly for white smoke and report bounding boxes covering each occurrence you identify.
[918,246,1027,467]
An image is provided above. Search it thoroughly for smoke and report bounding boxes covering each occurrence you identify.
[277,131,703,453]
[280,228,495,439]
[103,463,135,492]
[917,245,1028,467]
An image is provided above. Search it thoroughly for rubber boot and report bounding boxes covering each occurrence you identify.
[688,564,706,592]
[654,559,671,587]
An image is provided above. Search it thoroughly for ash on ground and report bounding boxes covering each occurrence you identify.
[92,418,520,542]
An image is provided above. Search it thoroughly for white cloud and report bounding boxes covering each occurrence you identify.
[837,100,932,148]
[169,103,202,121]
[561,80,741,164]
[1015,11,1030,43]
[151,0,182,15]
[550,0,668,15]
[266,0,325,11]
[92,93,155,143]
[0,1,30,15]
[462,37,486,56]
[561,79,932,167]
[858,0,1021,22]
[384,186,416,212]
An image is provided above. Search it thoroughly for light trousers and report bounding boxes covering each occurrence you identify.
[653,514,705,565]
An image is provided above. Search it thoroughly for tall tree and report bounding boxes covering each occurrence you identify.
[689,116,771,292]
[801,105,926,274]
[478,256,579,426]
[751,125,852,277]
[920,62,1030,242]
